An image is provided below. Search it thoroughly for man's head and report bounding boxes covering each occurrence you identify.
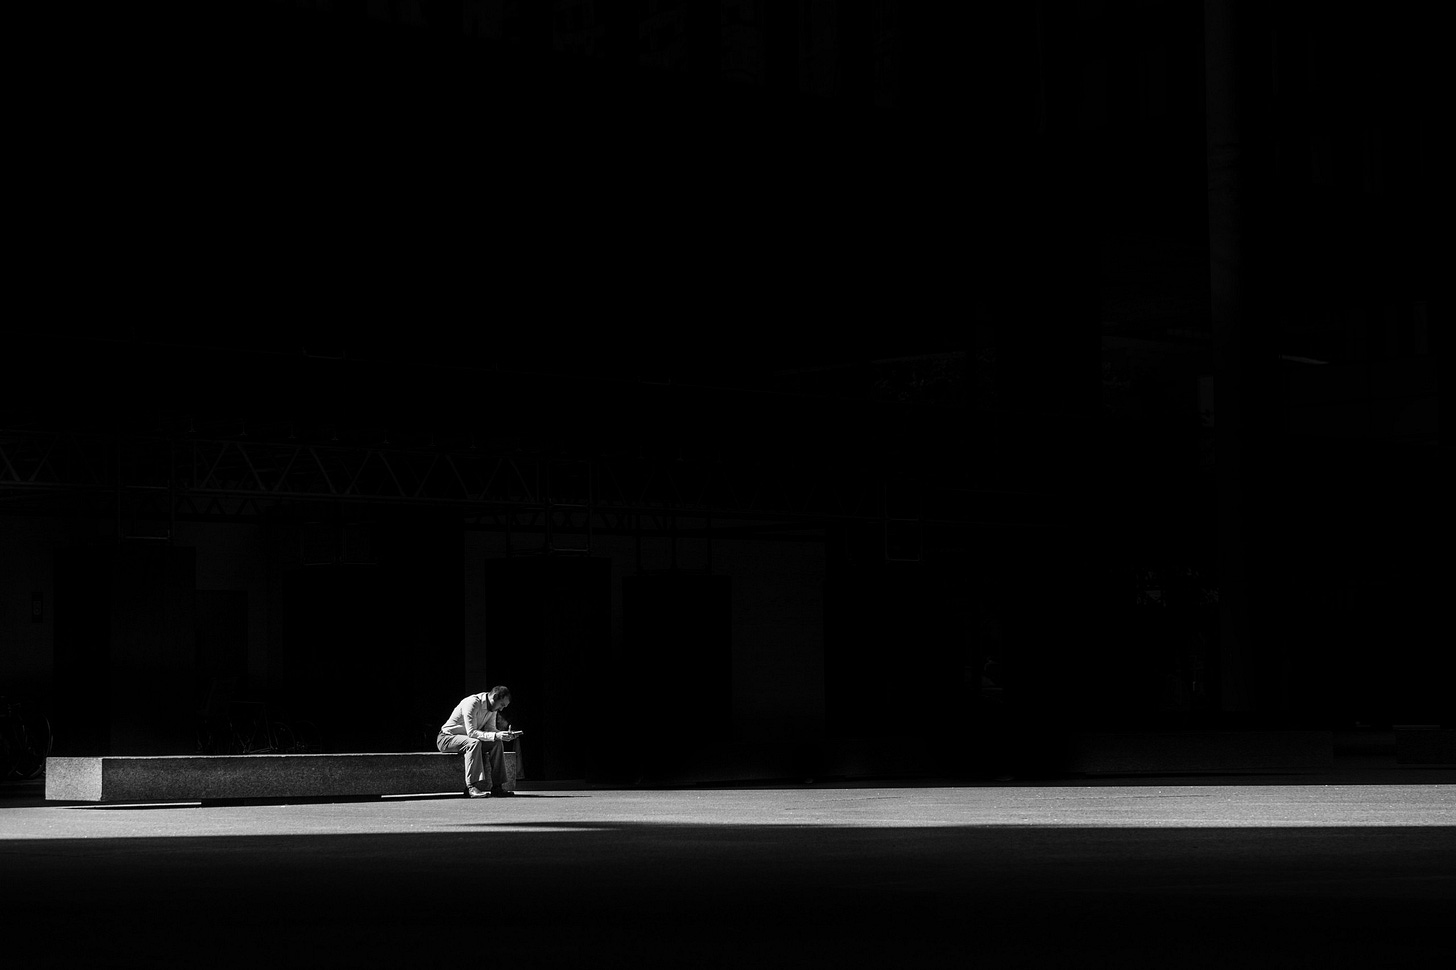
[486,686,511,712]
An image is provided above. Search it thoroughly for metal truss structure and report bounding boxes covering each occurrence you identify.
[0,430,1063,549]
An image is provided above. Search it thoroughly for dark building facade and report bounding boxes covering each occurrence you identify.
[2,0,1448,778]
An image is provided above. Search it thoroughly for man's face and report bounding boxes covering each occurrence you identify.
[492,696,510,714]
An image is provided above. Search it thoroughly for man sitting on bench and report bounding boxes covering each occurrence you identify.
[437,686,521,798]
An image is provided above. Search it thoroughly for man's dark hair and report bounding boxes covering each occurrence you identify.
[488,686,512,704]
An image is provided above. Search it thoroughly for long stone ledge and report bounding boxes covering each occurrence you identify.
[45,752,518,803]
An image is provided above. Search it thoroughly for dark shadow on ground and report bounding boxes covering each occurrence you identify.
[63,802,206,811]
[384,792,588,801]
[49,792,594,810]
[3,822,1453,968]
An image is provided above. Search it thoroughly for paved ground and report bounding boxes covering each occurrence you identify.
[3,770,1454,968]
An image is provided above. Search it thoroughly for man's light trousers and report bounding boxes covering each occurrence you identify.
[436,732,507,791]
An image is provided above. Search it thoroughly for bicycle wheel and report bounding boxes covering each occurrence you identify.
[223,722,249,755]
[196,714,231,754]
[290,721,321,754]
[273,721,298,754]
[14,715,53,779]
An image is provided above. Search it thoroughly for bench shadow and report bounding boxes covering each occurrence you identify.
[55,792,589,810]
[386,792,587,802]
[63,802,208,811]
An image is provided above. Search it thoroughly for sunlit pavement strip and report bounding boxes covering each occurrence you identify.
[2,784,1453,839]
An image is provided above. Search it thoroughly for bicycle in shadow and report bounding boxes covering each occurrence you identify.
[195,678,321,755]
[1,694,54,779]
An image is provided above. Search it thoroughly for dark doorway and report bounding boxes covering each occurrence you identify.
[481,557,612,782]
[280,564,391,750]
[623,572,732,782]
[278,514,463,753]
[194,590,248,695]
[52,542,196,755]
[51,544,113,756]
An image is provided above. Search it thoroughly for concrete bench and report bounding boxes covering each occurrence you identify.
[45,751,518,804]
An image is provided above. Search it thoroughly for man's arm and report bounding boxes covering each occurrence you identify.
[461,699,498,742]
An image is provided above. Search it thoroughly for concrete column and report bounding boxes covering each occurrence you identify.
[1204,0,1277,717]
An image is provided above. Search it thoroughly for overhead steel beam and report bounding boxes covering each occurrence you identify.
[1,430,1065,530]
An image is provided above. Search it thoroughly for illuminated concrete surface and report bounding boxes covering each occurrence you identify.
[3,773,1454,968]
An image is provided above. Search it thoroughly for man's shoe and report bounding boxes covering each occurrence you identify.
[489,788,515,797]
[466,786,491,798]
